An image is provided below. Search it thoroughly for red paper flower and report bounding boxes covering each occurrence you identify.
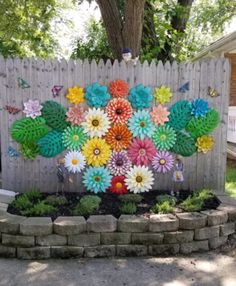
[109,80,129,98]
[105,124,132,151]
[109,176,128,194]
[106,98,133,124]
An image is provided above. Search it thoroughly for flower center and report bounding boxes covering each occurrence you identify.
[116,159,123,166]
[94,176,101,182]
[71,159,78,165]
[92,119,99,127]
[139,148,146,156]
[115,134,122,141]
[159,159,166,165]
[116,108,123,115]
[93,148,100,155]
[136,175,143,183]
[115,182,123,189]
[73,135,79,141]
[140,121,146,128]
[160,134,166,141]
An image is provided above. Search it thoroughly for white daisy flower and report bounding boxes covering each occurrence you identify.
[82,108,110,138]
[125,165,154,193]
[64,151,86,173]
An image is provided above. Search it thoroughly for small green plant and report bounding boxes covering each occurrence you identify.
[23,189,42,201]
[156,195,176,206]
[152,201,174,214]
[22,201,57,216]
[118,194,143,203]
[11,195,33,211]
[120,202,137,214]
[45,195,68,207]
[73,195,101,216]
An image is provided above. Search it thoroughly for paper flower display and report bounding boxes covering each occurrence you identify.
[62,126,87,151]
[171,131,196,157]
[152,151,174,173]
[11,117,48,144]
[41,100,68,131]
[128,84,153,109]
[105,124,132,151]
[66,86,84,105]
[125,166,154,193]
[154,85,172,104]
[83,166,112,193]
[66,106,85,126]
[196,135,214,153]
[82,108,110,138]
[128,138,156,166]
[82,137,111,166]
[64,150,86,173]
[85,82,111,108]
[38,130,65,158]
[168,100,192,131]
[150,104,170,126]
[106,98,133,124]
[128,110,155,139]
[109,176,128,194]
[23,99,42,119]
[20,142,39,160]
[152,125,176,151]
[191,98,209,118]
[109,80,129,98]
[107,151,132,176]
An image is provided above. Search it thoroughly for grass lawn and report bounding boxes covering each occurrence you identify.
[226,159,236,199]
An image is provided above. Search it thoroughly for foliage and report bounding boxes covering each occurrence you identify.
[118,194,143,204]
[73,195,101,216]
[22,201,57,216]
[225,162,236,199]
[11,189,42,212]
[120,202,137,215]
[152,201,174,214]
[156,194,176,206]
[45,195,68,206]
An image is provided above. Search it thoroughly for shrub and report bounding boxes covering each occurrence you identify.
[45,195,68,206]
[152,201,174,214]
[156,195,176,206]
[22,201,57,216]
[120,202,137,214]
[118,194,143,203]
[73,195,101,216]
[23,189,42,201]
[11,195,33,211]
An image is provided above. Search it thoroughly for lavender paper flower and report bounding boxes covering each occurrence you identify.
[23,99,43,119]
[107,150,132,176]
[152,151,174,173]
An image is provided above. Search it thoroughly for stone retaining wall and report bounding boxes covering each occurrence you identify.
[0,205,236,259]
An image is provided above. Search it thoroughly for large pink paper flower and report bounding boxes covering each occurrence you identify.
[128,138,157,166]
[23,99,42,119]
[66,106,85,126]
[152,151,174,173]
[150,104,170,126]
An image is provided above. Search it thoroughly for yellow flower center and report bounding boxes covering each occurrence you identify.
[115,182,123,189]
[136,175,143,183]
[140,121,146,128]
[92,119,99,127]
[159,159,166,165]
[73,135,79,141]
[160,134,166,141]
[71,159,78,165]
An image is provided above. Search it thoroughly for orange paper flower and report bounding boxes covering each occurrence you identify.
[109,80,129,98]
[105,124,132,151]
[106,98,133,124]
[150,104,170,126]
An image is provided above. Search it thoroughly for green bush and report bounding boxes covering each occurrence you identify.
[156,195,177,206]
[11,195,33,211]
[22,201,57,216]
[120,202,137,214]
[152,201,174,214]
[73,195,101,216]
[118,194,143,203]
[45,195,68,206]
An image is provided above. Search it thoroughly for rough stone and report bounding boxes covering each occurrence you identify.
[118,215,149,232]
[51,246,83,258]
[0,214,26,234]
[0,189,16,204]
[164,231,194,244]
[149,214,179,232]
[84,245,116,258]
[20,217,52,236]
[68,233,100,246]
[101,233,131,245]
[218,205,236,222]
[53,217,86,235]
[209,236,228,249]
[0,203,8,211]
[132,233,163,245]
[148,244,180,255]
[180,240,209,254]
[0,245,16,258]
[116,245,147,257]
[201,210,228,226]
[195,226,220,240]
[177,213,207,230]
[87,215,117,233]
[17,247,50,259]
[220,222,235,236]
[36,234,67,246]
[2,234,35,247]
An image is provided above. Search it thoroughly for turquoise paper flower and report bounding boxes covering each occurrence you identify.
[83,166,112,193]
[191,99,209,118]
[85,82,111,108]
[128,110,155,139]
[128,84,153,109]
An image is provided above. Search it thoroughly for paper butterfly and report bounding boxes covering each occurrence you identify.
[17,77,30,89]
[52,85,63,97]
[208,86,219,97]
[8,146,19,157]
[178,82,189,93]
[5,105,21,115]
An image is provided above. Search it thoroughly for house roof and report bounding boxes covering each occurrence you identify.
[193,30,236,60]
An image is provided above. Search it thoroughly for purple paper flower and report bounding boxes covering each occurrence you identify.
[23,99,43,119]
[107,150,132,176]
[152,151,174,173]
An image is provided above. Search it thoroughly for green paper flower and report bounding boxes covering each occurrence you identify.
[20,142,39,160]
[152,125,176,151]
[171,131,197,157]
[62,126,88,150]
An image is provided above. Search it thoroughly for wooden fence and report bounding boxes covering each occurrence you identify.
[0,58,230,193]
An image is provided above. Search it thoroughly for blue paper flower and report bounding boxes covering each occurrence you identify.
[83,166,112,193]
[191,99,209,118]
[85,82,111,108]
[128,84,153,109]
[128,110,155,139]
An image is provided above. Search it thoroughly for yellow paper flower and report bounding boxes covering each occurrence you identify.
[196,135,214,153]
[82,137,111,166]
[154,85,173,104]
[66,86,84,104]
